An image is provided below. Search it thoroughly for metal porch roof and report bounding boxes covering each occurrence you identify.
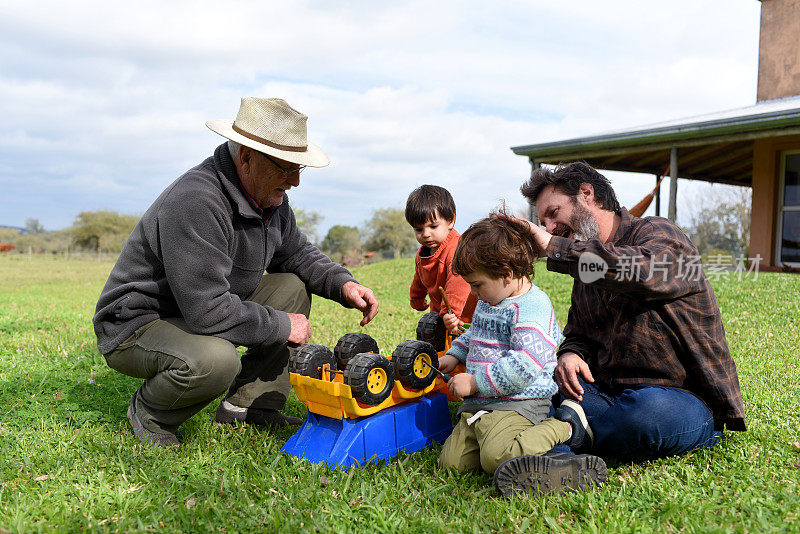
[511,95,800,186]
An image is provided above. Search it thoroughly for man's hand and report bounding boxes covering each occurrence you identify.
[442,312,464,334]
[287,312,311,346]
[554,352,594,401]
[448,372,477,401]
[342,281,379,326]
[500,214,553,254]
[438,353,459,374]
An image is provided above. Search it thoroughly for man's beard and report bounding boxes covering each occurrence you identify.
[569,200,599,241]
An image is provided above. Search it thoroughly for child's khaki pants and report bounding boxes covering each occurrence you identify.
[439,410,570,474]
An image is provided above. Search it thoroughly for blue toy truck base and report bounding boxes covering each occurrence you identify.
[281,392,453,470]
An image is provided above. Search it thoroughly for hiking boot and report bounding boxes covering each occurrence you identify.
[127,392,180,447]
[214,400,303,427]
[555,399,594,451]
[494,452,607,497]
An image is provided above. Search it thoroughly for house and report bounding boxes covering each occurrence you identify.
[511,0,800,269]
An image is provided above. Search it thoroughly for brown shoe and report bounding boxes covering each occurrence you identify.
[494,452,606,497]
[214,400,303,427]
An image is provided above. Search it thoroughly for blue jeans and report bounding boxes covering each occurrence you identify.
[558,377,722,461]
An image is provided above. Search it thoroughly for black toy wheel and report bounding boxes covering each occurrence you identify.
[343,352,395,405]
[392,340,439,390]
[288,344,337,379]
[334,333,379,370]
[416,312,447,352]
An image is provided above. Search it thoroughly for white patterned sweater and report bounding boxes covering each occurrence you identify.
[446,283,564,404]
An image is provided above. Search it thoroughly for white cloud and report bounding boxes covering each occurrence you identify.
[0,0,762,234]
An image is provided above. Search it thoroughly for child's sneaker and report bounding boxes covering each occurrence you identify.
[555,399,593,451]
[493,452,607,497]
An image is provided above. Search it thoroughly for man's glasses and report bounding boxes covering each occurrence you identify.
[259,151,306,180]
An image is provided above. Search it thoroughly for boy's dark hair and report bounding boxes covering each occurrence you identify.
[405,185,456,227]
[520,161,621,214]
[452,211,541,279]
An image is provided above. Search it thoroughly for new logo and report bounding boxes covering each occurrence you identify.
[578,252,608,283]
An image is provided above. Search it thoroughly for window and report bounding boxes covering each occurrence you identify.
[777,151,800,266]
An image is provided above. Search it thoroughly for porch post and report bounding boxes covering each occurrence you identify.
[668,147,678,222]
[528,158,541,226]
[655,174,661,217]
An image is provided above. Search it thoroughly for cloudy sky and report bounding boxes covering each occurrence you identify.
[0,0,761,236]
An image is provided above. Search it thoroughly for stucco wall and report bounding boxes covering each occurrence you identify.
[751,134,800,266]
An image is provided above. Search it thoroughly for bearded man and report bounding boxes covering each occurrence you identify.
[516,161,745,461]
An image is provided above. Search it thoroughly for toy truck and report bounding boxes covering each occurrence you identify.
[281,312,459,468]
[287,334,445,419]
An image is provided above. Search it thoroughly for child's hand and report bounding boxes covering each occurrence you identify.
[442,312,463,333]
[410,299,429,311]
[438,354,459,374]
[448,373,477,400]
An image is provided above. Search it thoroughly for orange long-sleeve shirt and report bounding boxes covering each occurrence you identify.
[410,229,477,322]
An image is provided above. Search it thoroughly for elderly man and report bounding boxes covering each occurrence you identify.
[93,97,378,446]
[515,161,745,461]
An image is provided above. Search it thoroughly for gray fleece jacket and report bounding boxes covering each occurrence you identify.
[93,143,356,355]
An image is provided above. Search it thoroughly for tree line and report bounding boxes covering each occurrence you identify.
[298,207,417,264]
[0,211,140,254]
[682,185,751,260]
[0,207,420,262]
[1,185,751,263]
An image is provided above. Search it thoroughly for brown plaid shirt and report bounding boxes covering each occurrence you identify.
[546,208,746,431]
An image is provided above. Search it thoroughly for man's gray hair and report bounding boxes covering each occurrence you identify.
[227,140,241,162]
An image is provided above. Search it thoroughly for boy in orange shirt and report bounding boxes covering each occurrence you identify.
[405,185,477,332]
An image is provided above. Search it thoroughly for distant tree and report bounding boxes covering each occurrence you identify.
[15,229,72,254]
[71,210,140,252]
[24,218,45,234]
[364,207,417,260]
[293,207,324,246]
[0,227,22,244]
[685,185,751,257]
[321,225,361,262]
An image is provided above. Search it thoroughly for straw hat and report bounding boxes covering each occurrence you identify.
[206,97,330,167]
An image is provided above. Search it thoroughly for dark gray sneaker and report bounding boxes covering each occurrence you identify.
[127,393,180,447]
[214,400,303,427]
[494,452,607,497]
[555,399,594,451]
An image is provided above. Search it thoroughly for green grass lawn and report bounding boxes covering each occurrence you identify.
[1,254,798,533]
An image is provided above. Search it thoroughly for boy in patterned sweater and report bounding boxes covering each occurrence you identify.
[437,214,607,497]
